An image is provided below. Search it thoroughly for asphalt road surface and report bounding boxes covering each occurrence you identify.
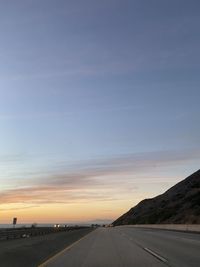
[0,228,93,267]
[41,226,200,267]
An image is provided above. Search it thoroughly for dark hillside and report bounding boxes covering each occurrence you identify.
[113,170,200,225]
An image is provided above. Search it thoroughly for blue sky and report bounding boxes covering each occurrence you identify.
[0,0,200,223]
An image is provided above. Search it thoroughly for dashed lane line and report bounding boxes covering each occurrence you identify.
[144,247,168,263]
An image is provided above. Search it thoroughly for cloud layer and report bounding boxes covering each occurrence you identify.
[0,149,199,207]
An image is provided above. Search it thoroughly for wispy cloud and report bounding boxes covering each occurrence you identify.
[0,153,26,164]
[0,149,199,206]
[0,204,39,211]
[0,105,142,121]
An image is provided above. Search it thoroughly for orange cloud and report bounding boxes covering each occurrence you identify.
[0,149,199,217]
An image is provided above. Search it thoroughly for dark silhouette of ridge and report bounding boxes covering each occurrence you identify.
[113,170,200,225]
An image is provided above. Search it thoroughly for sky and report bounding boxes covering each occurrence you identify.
[0,0,200,224]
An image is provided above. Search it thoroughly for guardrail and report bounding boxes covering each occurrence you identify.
[0,226,88,241]
[122,224,200,233]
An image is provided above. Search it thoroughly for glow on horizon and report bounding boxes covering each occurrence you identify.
[0,150,199,223]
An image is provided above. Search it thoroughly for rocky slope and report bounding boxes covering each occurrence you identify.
[113,170,200,225]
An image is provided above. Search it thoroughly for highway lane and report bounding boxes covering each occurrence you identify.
[41,227,165,267]
[118,226,200,267]
[41,226,200,267]
[0,228,93,267]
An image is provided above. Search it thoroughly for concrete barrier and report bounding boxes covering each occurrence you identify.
[121,224,200,233]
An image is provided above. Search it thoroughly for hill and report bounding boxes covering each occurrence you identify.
[113,170,200,225]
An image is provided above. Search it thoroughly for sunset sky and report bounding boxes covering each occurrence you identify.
[0,0,200,224]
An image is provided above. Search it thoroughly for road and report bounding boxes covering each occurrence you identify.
[0,228,93,267]
[40,226,200,267]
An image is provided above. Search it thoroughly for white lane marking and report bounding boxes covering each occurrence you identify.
[144,247,168,263]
